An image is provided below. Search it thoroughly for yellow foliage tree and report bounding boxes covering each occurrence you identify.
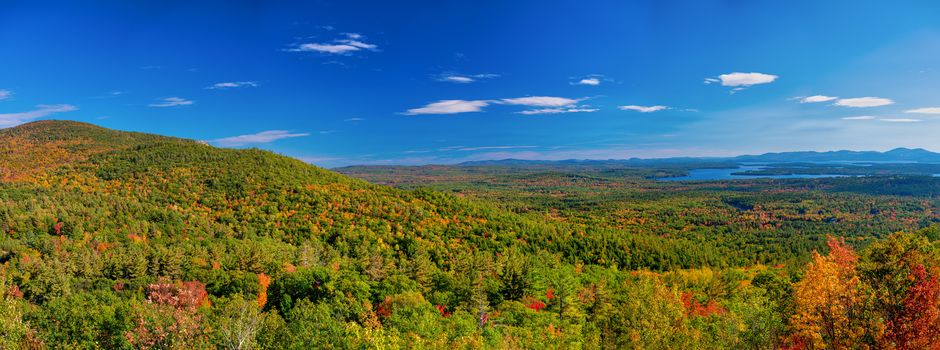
[791,237,872,349]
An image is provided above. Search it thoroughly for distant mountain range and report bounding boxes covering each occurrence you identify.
[459,148,940,166]
[732,148,940,163]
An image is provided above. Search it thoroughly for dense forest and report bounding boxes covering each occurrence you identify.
[2,121,940,349]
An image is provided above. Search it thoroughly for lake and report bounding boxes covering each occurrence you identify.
[660,165,850,181]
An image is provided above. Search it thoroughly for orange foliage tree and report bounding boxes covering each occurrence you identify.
[791,237,870,349]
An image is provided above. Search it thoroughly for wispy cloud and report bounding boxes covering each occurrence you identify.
[799,95,838,103]
[455,145,537,151]
[209,130,310,147]
[841,115,920,123]
[518,107,598,115]
[0,89,12,100]
[0,104,78,128]
[295,155,341,164]
[499,96,583,107]
[287,32,377,55]
[404,100,490,115]
[89,91,126,99]
[833,97,894,108]
[207,81,258,90]
[344,117,365,122]
[149,97,194,107]
[442,76,474,83]
[905,107,940,114]
[619,105,668,113]
[435,73,499,84]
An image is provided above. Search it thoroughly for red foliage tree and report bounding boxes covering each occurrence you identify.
[436,304,452,317]
[681,292,725,317]
[126,280,210,349]
[885,264,940,349]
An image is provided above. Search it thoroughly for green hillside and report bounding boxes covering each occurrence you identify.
[1,121,939,349]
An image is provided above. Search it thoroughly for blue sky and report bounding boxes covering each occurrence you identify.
[2,1,940,167]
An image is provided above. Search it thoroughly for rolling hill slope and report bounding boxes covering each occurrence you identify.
[0,120,574,257]
[1,121,939,348]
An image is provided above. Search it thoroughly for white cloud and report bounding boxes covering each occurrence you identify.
[619,105,668,113]
[149,97,193,107]
[834,97,894,108]
[404,96,585,115]
[799,95,838,103]
[209,130,310,147]
[842,116,876,120]
[879,118,921,123]
[572,78,600,86]
[703,78,720,84]
[0,104,77,128]
[344,117,364,122]
[518,107,598,115]
[207,81,258,89]
[0,90,12,100]
[716,72,778,87]
[571,75,608,86]
[500,96,582,107]
[405,100,490,115]
[905,107,940,114]
[287,33,377,55]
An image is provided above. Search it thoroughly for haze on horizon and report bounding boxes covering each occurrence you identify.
[1,1,939,167]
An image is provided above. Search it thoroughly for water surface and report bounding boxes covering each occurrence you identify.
[660,165,849,181]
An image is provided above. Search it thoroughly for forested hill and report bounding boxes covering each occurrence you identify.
[0,121,762,348]
[0,120,185,182]
[0,120,572,255]
[0,120,727,270]
[3,121,940,348]
[0,120,596,347]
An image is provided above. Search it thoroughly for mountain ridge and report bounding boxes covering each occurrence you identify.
[453,147,940,167]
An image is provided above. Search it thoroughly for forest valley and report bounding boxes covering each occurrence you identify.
[2,120,940,349]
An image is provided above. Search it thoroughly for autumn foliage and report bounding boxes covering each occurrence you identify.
[256,273,271,307]
[3,121,940,348]
[680,292,725,317]
[887,264,940,349]
[791,235,940,349]
[126,281,210,350]
[791,237,867,348]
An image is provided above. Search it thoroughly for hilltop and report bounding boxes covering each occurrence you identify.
[0,120,571,250]
[0,121,179,181]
